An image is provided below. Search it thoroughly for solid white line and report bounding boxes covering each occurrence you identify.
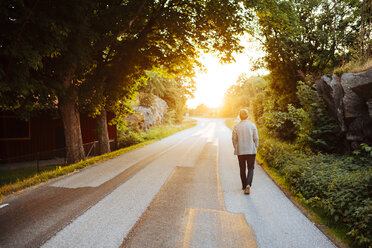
[0,203,9,209]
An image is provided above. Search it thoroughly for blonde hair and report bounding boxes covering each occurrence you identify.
[239,109,248,120]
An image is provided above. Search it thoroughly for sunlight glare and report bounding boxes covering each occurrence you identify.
[187,37,267,109]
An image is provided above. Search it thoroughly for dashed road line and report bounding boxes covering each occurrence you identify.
[0,203,9,209]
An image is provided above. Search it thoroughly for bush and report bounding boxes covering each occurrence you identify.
[258,130,372,247]
[117,118,197,149]
[118,129,145,147]
[254,81,341,152]
[294,82,341,152]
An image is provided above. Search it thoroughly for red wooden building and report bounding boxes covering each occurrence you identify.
[0,111,117,163]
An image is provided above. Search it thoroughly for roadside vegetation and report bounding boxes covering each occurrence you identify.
[220,1,371,247]
[223,74,372,247]
[257,130,372,247]
[0,118,196,200]
[225,119,372,247]
[333,58,372,75]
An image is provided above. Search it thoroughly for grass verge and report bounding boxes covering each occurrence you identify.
[256,153,351,247]
[0,118,197,199]
[0,165,58,187]
[224,118,350,248]
[333,58,372,74]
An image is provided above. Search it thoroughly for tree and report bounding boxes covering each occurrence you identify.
[240,0,367,140]
[245,0,363,102]
[0,0,100,163]
[79,0,248,151]
[1,0,248,162]
[139,70,195,123]
[189,104,211,116]
[221,74,267,117]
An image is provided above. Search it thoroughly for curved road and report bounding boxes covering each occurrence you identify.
[0,118,336,248]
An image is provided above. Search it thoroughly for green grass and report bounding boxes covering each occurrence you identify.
[0,118,197,198]
[117,118,197,147]
[0,165,58,187]
[224,118,351,247]
[333,58,372,75]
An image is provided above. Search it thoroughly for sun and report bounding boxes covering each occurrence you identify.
[187,37,267,109]
[188,67,228,108]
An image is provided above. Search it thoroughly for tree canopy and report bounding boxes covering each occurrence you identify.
[244,0,371,104]
[0,0,248,162]
[139,70,195,123]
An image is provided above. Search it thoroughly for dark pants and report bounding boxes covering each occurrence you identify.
[238,154,256,189]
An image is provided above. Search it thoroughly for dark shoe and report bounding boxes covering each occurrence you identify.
[242,186,246,190]
[244,185,250,194]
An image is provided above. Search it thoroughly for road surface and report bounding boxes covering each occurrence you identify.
[0,118,336,248]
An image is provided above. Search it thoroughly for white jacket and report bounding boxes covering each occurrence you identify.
[232,120,259,155]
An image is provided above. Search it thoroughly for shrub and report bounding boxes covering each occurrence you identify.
[118,129,145,148]
[258,130,372,247]
[117,118,197,148]
[256,81,341,152]
[294,82,341,152]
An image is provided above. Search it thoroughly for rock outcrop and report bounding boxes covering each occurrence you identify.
[124,93,168,131]
[316,68,372,150]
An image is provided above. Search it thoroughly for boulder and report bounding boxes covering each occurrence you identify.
[367,99,372,119]
[124,93,168,132]
[340,71,371,118]
[317,74,346,131]
[316,68,372,150]
[124,110,145,129]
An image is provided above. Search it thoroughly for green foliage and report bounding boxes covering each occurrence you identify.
[221,74,267,118]
[118,128,145,148]
[361,143,372,157]
[0,0,97,116]
[189,104,220,118]
[334,58,372,75]
[164,109,177,125]
[247,0,367,93]
[258,130,372,247]
[240,0,370,144]
[252,86,298,141]
[118,118,197,148]
[289,82,341,152]
[353,143,372,158]
[249,80,341,152]
[77,0,248,120]
[140,71,194,123]
[1,0,247,162]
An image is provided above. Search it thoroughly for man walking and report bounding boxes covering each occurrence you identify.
[232,109,259,194]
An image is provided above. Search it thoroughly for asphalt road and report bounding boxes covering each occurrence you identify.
[0,118,336,248]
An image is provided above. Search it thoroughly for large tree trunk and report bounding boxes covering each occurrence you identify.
[59,99,86,164]
[97,110,111,155]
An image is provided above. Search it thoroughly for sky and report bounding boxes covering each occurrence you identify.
[186,38,268,109]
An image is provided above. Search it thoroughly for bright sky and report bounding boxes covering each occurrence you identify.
[187,37,268,109]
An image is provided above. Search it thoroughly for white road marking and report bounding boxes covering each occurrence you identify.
[0,203,9,209]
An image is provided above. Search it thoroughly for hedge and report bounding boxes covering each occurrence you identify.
[258,130,372,247]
